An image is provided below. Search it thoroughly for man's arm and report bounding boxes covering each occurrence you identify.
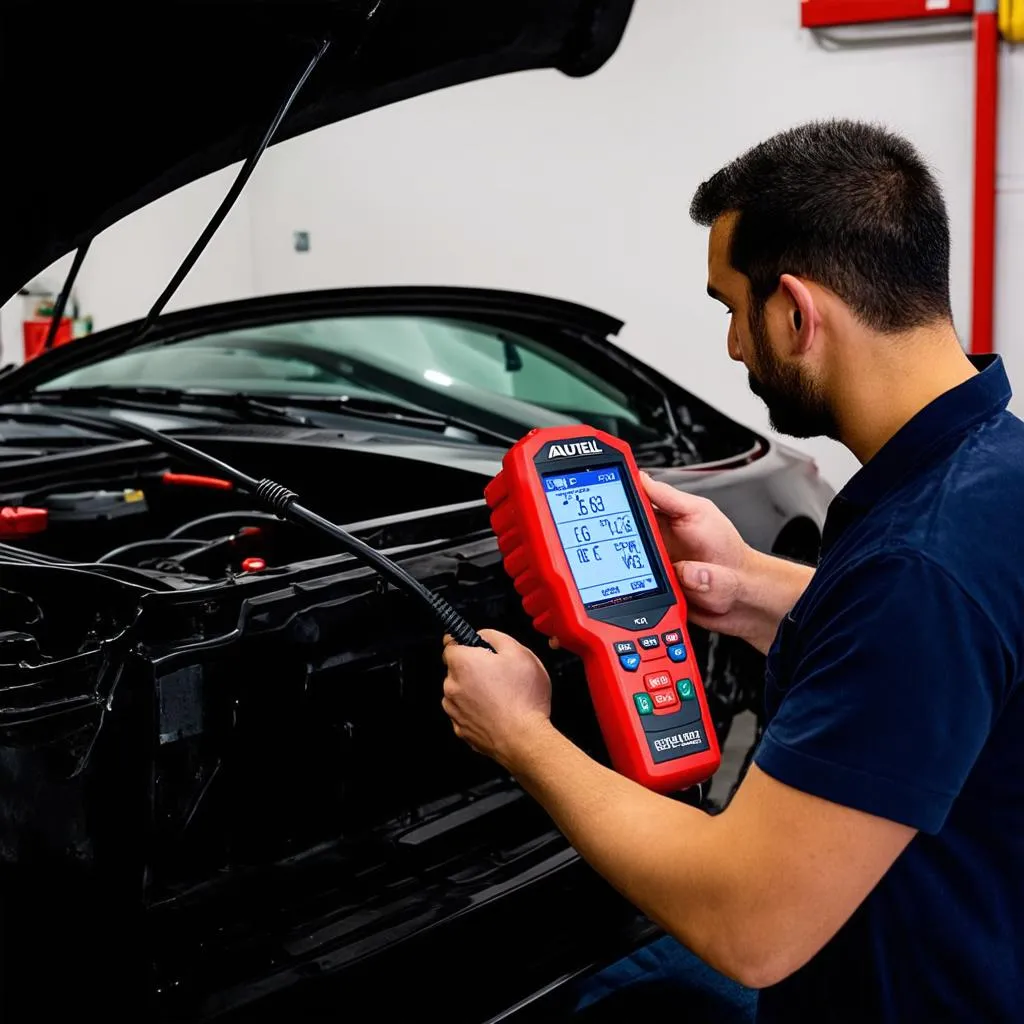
[442,551,1002,988]
[498,713,914,989]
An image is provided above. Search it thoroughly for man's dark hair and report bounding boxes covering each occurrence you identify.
[690,119,953,333]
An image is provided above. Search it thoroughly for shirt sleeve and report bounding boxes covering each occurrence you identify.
[754,548,1008,833]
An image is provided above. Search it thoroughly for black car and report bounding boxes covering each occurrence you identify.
[0,4,832,1021]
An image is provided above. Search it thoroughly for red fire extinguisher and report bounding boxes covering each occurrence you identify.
[23,312,74,361]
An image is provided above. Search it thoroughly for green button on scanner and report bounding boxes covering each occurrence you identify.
[633,693,654,716]
[677,679,695,701]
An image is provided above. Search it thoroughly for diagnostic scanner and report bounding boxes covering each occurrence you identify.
[485,426,721,794]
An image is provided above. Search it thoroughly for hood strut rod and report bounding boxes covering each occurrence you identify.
[42,238,91,353]
[39,38,333,366]
[129,37,333,351]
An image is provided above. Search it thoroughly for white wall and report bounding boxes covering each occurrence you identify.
[996,41,1024,409]
[75,165,257,329]
[0,166,255,363]
[6,1,1022,494]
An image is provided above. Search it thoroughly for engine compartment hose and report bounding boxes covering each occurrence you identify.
[16,409,494,651]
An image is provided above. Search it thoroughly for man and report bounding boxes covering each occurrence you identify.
[440,120,1024,1021]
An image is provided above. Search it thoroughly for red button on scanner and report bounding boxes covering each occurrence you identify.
[651,689,680,711]
[644,671,673,692]
[661,629,683,646]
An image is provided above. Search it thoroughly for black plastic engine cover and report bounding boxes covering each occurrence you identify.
[0,519,662,1022]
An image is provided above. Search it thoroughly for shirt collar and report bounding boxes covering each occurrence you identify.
[838,353,1011,509]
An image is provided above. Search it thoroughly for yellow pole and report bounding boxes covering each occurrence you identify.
[1000,0,1024,42]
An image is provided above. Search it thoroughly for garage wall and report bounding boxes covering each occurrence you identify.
[997,42,1024,421]
[4,2,1022,494]
[0,167,255,364]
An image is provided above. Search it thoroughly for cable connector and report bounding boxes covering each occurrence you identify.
[254,479,298,514]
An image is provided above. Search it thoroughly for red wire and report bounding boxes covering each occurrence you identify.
[161,472,233,491]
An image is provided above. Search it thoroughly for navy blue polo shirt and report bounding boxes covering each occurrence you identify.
[754,355,1024,1023]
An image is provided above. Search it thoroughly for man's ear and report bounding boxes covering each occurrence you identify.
[779,274,817,355]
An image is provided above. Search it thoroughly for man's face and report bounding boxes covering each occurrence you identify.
[706,215,837,440]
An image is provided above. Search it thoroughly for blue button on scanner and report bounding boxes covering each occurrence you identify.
[667,643,687,663]
[619,653,642,672]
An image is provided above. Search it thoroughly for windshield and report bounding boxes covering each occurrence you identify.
[35,315,666,444]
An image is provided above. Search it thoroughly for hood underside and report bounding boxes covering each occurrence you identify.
[2,0,634,302]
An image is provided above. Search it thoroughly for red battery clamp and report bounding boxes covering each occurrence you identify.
[485,426,721,794]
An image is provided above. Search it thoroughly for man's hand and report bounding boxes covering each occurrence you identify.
[441,630,552,770]
[640,473,814,654]
[640,471,752,572]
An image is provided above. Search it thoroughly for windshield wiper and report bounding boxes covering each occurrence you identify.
[246,393,519,447]
[21,387,518,447]
[28,386,316,428]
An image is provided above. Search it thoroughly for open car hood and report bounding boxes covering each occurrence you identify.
[1,0,634,302]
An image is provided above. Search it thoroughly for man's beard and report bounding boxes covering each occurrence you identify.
[746,305,838,440]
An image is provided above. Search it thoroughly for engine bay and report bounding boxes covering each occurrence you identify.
[0,434,671,1019]
[0,434,490,581]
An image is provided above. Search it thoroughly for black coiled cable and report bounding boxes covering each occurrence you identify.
[254,479,298,512]
[284,498,491,650]
[17,408,493,650]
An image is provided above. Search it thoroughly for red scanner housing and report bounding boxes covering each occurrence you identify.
[485,426,721,794]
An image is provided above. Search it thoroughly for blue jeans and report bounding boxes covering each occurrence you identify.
[569,936,758,1022]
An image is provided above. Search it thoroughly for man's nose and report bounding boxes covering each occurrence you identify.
[727,331,744,363]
